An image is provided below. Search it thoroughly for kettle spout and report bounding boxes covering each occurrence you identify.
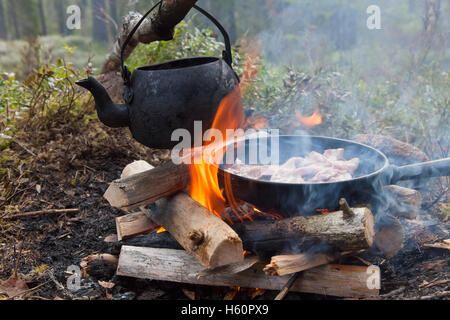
[76,76,130,128]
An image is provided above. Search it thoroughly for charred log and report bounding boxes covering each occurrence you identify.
[232,207,375,259]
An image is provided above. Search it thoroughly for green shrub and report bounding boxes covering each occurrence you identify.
[126,20,244,74]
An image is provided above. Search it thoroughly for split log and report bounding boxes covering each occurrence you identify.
[232,207,375,259]
[104,161,190,211]
[383,185,422,219]
[264,252,340,277]
[147,193,243,269]
[353,134,429,166]
[116,211,159,241]
[102,0,198,73]
[117,246,379,298]
[374,215,404,259]
[116,203,262,241]
[114,161,161,240]
[107,160,243,269]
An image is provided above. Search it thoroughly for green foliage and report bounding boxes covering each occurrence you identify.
[0,42,92,136]
[126,21,243,73]
[0,72,29,113]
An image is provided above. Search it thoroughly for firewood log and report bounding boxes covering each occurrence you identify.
[147,193,244,269]
[104,161,190,211]
[232,207,375,259]
[117,246,379,298]
[374,214,404,259]
[383,185,422,219]
[107,160,243,269]
[116,211,159,241]
[263,252,340,276]
[113,161,161,240]
[353,134,429,166]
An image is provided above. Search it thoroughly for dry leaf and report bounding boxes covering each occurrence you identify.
[420,260,447,271]
[0,277,29,298]
[98,281,115,289]
[104,234,118,243]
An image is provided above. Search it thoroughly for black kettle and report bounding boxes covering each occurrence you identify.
[76,2,240,149]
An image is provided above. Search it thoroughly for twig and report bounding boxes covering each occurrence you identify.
[382,286,406,298]
[2,208,79,221]
[7,281,50,300]
[48,269,76,300]
[274,272,300,301]
[339,198,355,219]
[13,241,23,278]
[411,291,450,300]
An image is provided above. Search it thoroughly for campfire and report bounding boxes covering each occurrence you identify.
[93,2,450,301]
[100,72,449,299]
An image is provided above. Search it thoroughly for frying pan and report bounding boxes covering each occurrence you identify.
[217,135,450,216]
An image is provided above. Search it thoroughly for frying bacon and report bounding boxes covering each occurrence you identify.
[226,149,360,183]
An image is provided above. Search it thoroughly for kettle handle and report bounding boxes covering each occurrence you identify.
[120,1,233,85]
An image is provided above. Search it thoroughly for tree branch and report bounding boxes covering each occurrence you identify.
[102,0,198,73]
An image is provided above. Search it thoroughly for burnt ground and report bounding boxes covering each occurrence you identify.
[0,120,449,300]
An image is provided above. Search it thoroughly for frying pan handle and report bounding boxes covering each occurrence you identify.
[389,158,450,184]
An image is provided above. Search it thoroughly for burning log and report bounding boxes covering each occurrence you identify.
[263,252,341,276]
[106,160,243,269]
[122,232,182,250]
[383,185,422,219]
[232,207,375,258]
[104,161,190,211]
[118,207,379,259]
[147,193,244,269]
[117,246,379,298]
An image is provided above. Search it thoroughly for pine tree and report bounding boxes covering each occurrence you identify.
[92,0,109,42]
[54,0,66,35]
[109,0,118,36]
[38,0,47,35]
[0,0,8,39]
[16,0,41,37]
[8,0,20,39]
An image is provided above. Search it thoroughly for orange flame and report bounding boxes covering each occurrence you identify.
[295,109,323,128]
[188,45,262,222]
[188,86,245,219]
[156,227,167,233]
[316,209,330,215]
